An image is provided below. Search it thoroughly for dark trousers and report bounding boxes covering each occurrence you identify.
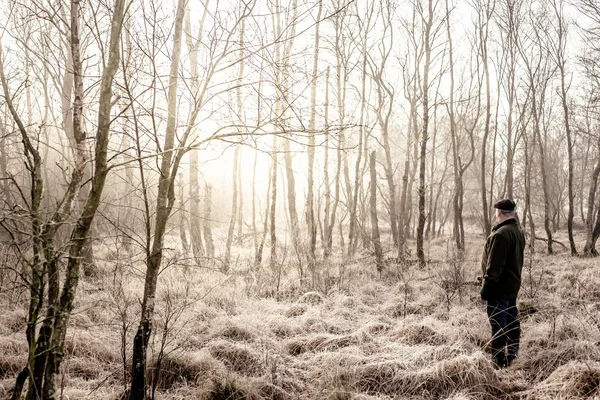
[486,298,520,367]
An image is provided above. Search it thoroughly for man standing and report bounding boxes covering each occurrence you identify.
[480,199,525,368]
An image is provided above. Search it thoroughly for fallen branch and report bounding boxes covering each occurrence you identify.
[534,236,567,249]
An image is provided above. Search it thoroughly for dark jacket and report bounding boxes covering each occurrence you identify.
[480,218,525,300]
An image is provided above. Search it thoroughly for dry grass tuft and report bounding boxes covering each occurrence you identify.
[286,330,372,356]
[540,361,600,398]
[394,323,448,346]
[285,334,330,355]
[151,350,224,390]
[284,304,307,317]
[298,291,325,305]
[63,357,105,380]
[205,294,239,315]
[0,308,27,334]
[0,336,27,355]
[358,321,391,336]
[270,322,298,339]
[520,340,600,382]
[352,359,403,394]
[419,352,499,397]
[0,354,25,378]
[256,382,293,400]
[218,325,257,342]
[201,375,261,400]
[64,330,119,363]
[208,340,264,376]
[517,298,539,319]
[443,392,477,400]
[342,352,501,399]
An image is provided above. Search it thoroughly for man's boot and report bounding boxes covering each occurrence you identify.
[491,335,508,369]
[506,325,521,366]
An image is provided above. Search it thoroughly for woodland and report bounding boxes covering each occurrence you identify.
[0,0,600,399]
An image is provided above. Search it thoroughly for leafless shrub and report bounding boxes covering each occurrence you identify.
[435,245,470,311]
[521,247,546,299]
[386,259,416,319]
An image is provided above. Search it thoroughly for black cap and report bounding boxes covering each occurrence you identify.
[493,199,516,211]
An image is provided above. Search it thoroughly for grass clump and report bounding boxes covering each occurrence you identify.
[338,352,502,399]
[151,351,223,390]
[520,340,600,382]
[418,353,500,398]
[394,323,448,346]
[208,340,264,376]
[285,334,330,355]
[284,304,307,317]
[540,361,600,398]
[201,376,260,400]
[63,330,118,363]
[218,325,257,342]
[298,291,325,305]
[0,355,25,378]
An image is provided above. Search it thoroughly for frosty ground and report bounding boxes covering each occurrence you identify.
[1,233,599,399]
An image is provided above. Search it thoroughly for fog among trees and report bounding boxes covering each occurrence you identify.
[0,0,600,398]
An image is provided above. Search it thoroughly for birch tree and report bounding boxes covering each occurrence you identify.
[1,0,127,397]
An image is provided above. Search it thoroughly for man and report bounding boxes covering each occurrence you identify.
[480,199,525,369]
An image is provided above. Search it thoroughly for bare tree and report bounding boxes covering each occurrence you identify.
[416,0,437,267]
[518,5,557,254]
[578,0,600,255]
[130,0,188,396]
[1,0,127,397]
[368,0,399,254]
[306,0,323,280]
[549,0,577,255]
[184,2,210,265]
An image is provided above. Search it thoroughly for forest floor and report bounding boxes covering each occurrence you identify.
[1,232,600,399]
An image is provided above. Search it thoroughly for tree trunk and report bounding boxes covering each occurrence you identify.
[224,145,240,271]
[416,0,434,267]
[323,68,332,258]
[184,4,208,265]
[370,152,383,274]
[178,174,189,254]
[269,137,278,270]
[130,0,186,397]
[282,139,302,267]
[349,3,373,256]
[306,0,322,279]
[203,185,215,259]
[480,3,492,237]
[583,152,600,255]
[255,166,272,266]
[554,1,577,255]
[44,0,126,396]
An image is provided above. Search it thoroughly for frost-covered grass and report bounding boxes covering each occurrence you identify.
[1,232,599,399]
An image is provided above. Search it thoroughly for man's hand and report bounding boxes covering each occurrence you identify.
[480,283,493,301]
